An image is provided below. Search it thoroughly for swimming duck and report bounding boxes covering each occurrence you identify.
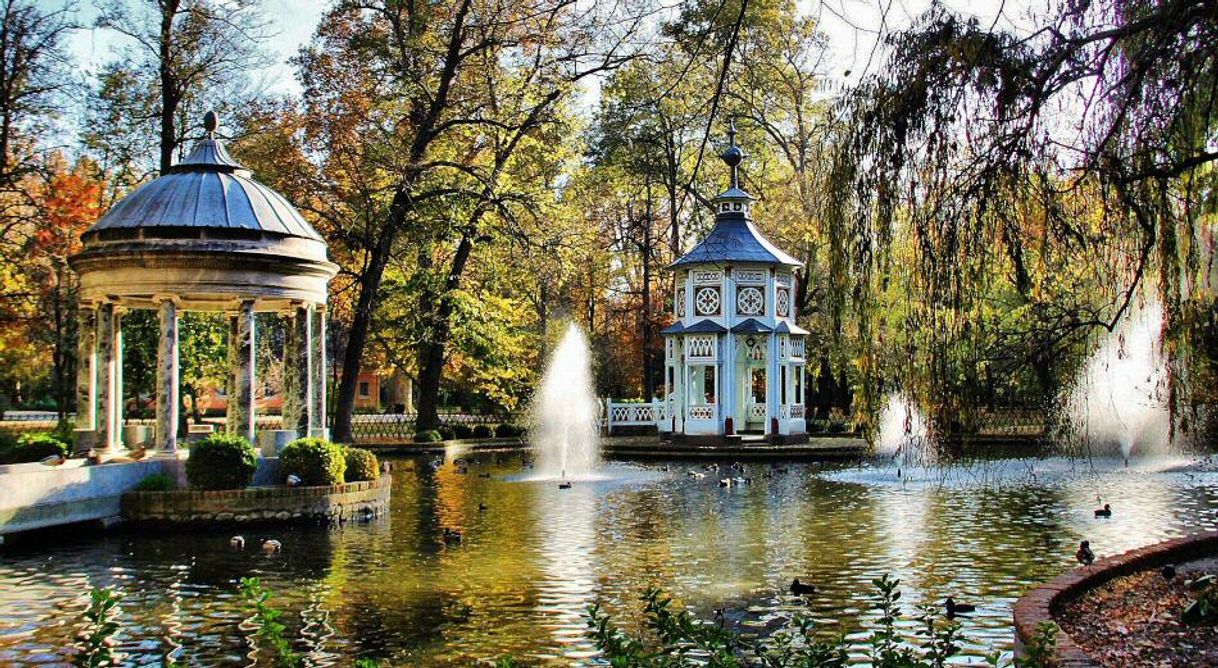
[478,503,488,512]
[286,474,301,486]
[261,539,282,553]
[230,536,245,549]
[789,579,816,596]
[558,482,572,490]
[1094,503,1112,518]
[687,470,705,479]
[945,597,976,619]
[1076,540,1095,566]
[719,478,732,488]
[443,528,462,543]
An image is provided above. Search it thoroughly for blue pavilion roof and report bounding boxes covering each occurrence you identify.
[775,321,810,335]
[660,321,685,335]
[671,217,801,268]
[681,319,727,333]
[731,318,772,333]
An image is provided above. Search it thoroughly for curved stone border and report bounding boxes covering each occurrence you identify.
[1013,531,1218,666]
[121,475,391,525]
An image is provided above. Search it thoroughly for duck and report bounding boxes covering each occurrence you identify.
[40,454,67,466]
[733,476,751,485]
[1076,540,1095,566]
[443,528,463,543]
[1094,503,1112,518]
[789,579,816,596]
[1162,564,1177,581]
[261,539,282,553]
[86,449,102,465]
[945,597,976,619]
[687,470,706,479]
[478,472,491,478]
[230,536,245,550]
[286,474,302,486]
[478,503,488,512]
[719,478,732,488]
[558,482,572,490]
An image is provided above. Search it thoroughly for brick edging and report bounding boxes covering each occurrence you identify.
[1013,531,1218,666]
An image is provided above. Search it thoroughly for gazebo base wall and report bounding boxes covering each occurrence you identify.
[669,432,809,446]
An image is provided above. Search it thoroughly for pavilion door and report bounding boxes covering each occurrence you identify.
[742,366,767,432]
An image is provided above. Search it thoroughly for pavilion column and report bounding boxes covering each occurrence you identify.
[282,303,313,435]
[310,306,327,437]
[96,303,122,452]
[155,298,180,453]
[227,299,257,443]
[75,305,97,432]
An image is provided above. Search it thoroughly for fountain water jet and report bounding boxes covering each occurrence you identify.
[875,392,933,465]
[1064,298,1171,459]
[530,323,601,480]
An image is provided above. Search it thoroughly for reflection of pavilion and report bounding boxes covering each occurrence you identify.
[661,126,808,444]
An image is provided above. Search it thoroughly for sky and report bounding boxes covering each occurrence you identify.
[60,0,1035,102]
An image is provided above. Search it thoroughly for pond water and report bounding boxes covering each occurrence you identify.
[3,451,1218,666]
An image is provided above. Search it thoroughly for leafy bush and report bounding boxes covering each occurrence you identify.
[280,438,346,486]
[827,420,848,434]
[133,473,178,492]
[10,432,70,462]
[808,420,826,434]
[452,424,474,439]
[588,574,995,668]
[185,435,258,490]
[344,447,380,482]
[438,425,456,440]
[495,423,525,438]
[413,430,442,443]
[472,424,494,439]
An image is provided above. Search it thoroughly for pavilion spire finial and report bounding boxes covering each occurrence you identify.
[719,119,744,189]
[203,111,219,138]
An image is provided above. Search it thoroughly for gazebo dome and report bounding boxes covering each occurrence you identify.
[69,113,337,311]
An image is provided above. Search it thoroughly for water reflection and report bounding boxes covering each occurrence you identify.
[3,454,1218,665]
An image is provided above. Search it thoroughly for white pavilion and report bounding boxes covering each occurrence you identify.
[661,126,808,444]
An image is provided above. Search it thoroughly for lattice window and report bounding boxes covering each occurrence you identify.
[694,270,722,284]
[688,405,715,420]
[736,287,764,315]
[695,287,721,315]
[742,336,765,361]
[747,404,767,419]
[790,405,806,419]
[790,338,805,357]
[734,269,765,283]
[676,288,686,317]
[776,288,790,317]
[686,335,716,360]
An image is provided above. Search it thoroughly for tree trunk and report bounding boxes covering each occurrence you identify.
[641,184,654,399]
[158,1,181,173]
[414,234,476,432]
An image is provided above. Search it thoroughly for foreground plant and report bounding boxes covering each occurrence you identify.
[240,577,302,668]
[73,587,122,667]
[587,574,990,667]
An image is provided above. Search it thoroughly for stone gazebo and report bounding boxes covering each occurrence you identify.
[661,126,808,444]
[68,112,338,455]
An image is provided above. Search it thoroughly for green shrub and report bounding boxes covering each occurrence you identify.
[344,447,380,482]
[12,432,69,462]
[827,421,847,434]
[133,473,178,492]
[185,435,258,490]
[413,429,442,443]
[453,424,474,439]
[280,438,346,486]
[0,431,19,463]
[437,425,455,440]
[495,423,525,438]
[472,424,494,439]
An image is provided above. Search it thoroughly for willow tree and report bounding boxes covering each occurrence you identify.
[828,0,1218,438]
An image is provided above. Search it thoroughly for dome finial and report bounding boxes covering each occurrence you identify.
[203,111,219,137]
[720,119,743,188]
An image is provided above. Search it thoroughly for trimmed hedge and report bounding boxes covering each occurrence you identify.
[8,432,70,463]
[413,430,442,443]
[280,438,346,486]
[437,425,455,440]
[185,435,258,490]
[495,423,525,438]
[472,424,496,441]
[452,424,474,440]
[344,447,380,482]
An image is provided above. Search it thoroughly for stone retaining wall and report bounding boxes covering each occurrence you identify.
[1013,531,1218,666]
[122,475,391,525]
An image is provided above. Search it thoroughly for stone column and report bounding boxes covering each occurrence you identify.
[75,306,97,431]
[310,306,327,437]
[282,303,313,434]
[227,299,256,443]
[155,299,180,453]
[96,303,121,452]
